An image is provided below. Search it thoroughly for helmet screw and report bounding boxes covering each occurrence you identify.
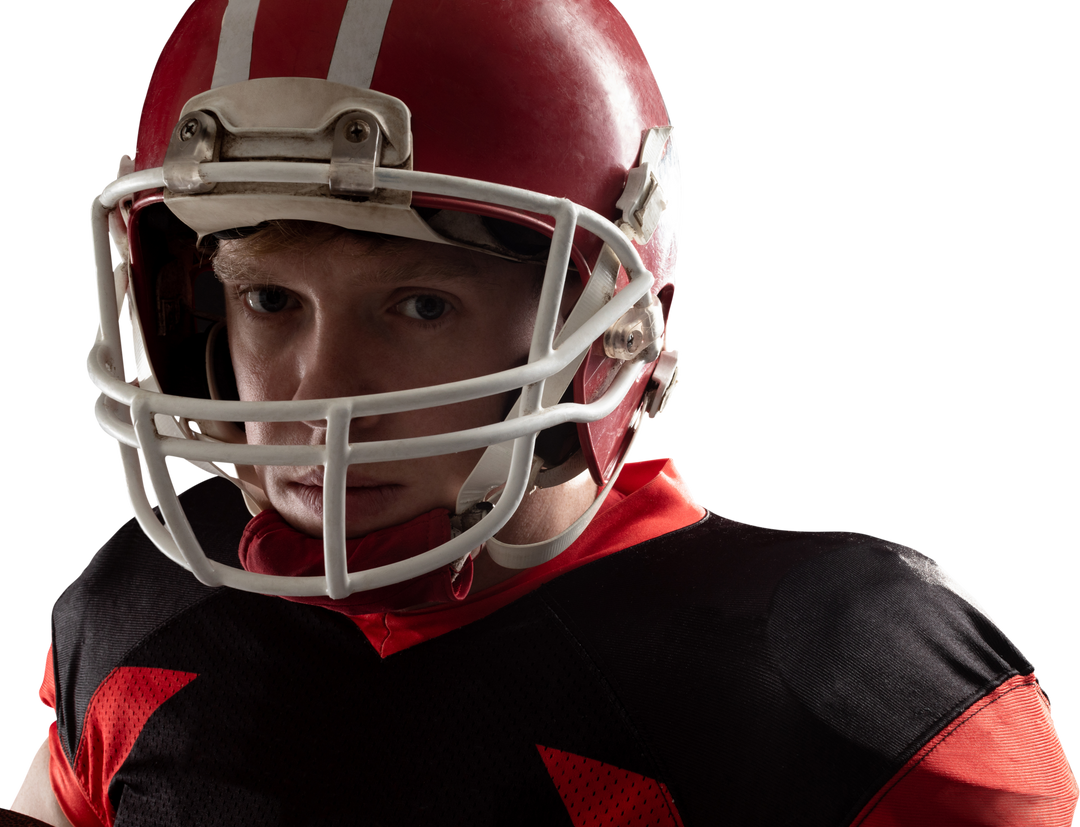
[178,118,200,142]
[344,119,371,144]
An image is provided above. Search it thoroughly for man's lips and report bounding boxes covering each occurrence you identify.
[286,477,405,518]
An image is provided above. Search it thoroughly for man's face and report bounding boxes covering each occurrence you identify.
[214,225,544,538]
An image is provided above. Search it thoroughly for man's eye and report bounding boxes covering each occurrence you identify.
[243,288,292,314]
[397,295,449,321]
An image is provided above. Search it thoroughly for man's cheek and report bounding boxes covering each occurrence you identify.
[234,362,289,405]
[244,421,288,447]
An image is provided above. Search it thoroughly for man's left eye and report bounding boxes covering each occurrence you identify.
[243,287,293,314]
[397,295,449,321]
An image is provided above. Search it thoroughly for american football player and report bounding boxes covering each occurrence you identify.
[9,0,1076,824]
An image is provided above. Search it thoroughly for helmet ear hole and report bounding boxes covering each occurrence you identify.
[163,322,245,443]
[163,327,215,399]
[534,385,581,471]
[160,319,238,405]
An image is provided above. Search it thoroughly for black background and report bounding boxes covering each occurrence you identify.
[8,0,1071,803]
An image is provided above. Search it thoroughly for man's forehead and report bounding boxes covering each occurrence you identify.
[212,233,525,288]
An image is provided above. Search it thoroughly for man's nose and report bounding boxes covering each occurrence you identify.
[291,314,384,433]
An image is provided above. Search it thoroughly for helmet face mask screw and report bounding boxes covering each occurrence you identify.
[345,119,370,144]
[178,118,200,142]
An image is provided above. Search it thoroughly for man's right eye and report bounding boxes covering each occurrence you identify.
[243,288,292,314]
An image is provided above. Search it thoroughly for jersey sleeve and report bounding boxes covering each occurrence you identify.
[765,536,1077,825]
[38,647,106,827]
[854,673,1077,826]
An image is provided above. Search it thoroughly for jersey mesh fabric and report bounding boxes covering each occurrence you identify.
[536,745,686,827]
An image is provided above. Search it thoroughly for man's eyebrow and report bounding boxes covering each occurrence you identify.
[212,257,267,284]
[367,259,499,288]
[211,253,503,287]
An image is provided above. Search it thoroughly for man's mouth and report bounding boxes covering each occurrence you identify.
[286,475,405,519]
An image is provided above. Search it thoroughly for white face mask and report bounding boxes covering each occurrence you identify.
[91,79,675,601]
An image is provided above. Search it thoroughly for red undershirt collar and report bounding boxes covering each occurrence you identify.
[348,458,704,657]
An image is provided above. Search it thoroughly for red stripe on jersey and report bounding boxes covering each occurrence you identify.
[855,673,1078,826]
[48,667,198,827]
[536,745,686,827]
[249,0,350,80]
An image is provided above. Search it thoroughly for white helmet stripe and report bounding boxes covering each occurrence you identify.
[211,0,261,89]
[327,0,395,88]
[210,0,392,91]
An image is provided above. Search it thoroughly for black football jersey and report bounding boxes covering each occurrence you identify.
[48,478,1047,826]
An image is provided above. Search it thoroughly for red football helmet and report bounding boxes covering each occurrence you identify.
[91,0,679,598]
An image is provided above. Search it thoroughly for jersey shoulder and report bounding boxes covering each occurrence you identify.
[532,512,1034,824]
[50,477,250,761]
[547,511,1030,687]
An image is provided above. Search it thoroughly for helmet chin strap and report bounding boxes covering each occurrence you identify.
[454,244,635,570]
[454,244,622,515]
[483,407,642,570]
